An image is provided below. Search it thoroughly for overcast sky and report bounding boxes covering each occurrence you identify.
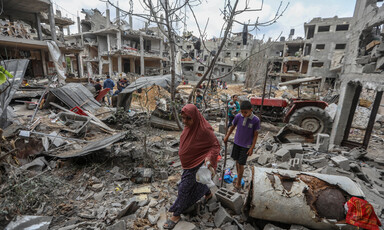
[54,0,358,40]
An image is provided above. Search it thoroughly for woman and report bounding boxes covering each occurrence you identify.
[164,104,220,229]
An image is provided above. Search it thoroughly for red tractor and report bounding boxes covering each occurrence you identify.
[250,97,333,134]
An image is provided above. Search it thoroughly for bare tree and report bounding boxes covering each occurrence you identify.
[102,0,288,125]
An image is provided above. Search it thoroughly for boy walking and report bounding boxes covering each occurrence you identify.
[224,100,260,190]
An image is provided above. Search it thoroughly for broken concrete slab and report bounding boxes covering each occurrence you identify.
[5,216,53,230]
[133,186,151,194]
[214,207,233,227]
[304,157,328,168]
[349,147,367,160]
[282,143,303,157]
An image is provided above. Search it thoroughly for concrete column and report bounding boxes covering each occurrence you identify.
[35,13,43,41]
[78,52,84,77]
[160,38,164,76]
[130,58,136,73]
[106,2,110,28]
[108,56,113,75]
[77,16,81,33]
[117,31,122,49]
[118,55,122,74]
[70,59,74,73]
[116,1,120,26]
[129,14,133,30]
[67,26,70,35]
[330,81,360,146]
[41,50,47,75]
[48,2,57,41]
[99,57,103,75]
[140,34,145,75]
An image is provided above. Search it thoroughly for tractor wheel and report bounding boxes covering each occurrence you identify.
[289,106,333,134]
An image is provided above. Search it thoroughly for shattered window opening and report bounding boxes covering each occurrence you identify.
[316,44,325,50]
[335,44,346,50]
[318,25,330,32]
[336,24,350,31]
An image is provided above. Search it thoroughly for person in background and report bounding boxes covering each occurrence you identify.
[224,100,260,191]
[224,81,228,90]
[21,79,29,87]
[202,83,206,89]
[103,75,115,106]
[228,95,240,127]
[94,79,102,97]
[163,104,220,229]
[195,90,203,109]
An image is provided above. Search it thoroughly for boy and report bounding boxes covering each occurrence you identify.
[224,100,260,190]
[195,90,203,109]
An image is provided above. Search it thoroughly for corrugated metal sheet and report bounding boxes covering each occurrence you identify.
[49,132,126,159]
[50,83,101,112]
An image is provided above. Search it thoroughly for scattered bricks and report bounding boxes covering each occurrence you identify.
[331,156,350,171]
[271,143,279,153]
[282,143,303,157]
[158,170,168,180]
[164,147,179,157]
[289,158,302,171]
[274,148,291,162]
[257,152,272,165]
[304,157,328,168]
[315,133,330,152]
[214,207,232,227]
[349,147,367,160]
[215,188,243,214]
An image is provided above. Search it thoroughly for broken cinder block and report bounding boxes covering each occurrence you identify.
[331,156,350,171]
[315,133,330,152]
[215,187,243,214]
[274,148,291,162]
[281,143,303,157]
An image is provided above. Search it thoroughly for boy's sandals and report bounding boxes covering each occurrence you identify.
[163,218,179,229]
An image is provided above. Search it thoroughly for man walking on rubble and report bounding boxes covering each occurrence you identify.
[103,75,115,106]
[224,100,260,191]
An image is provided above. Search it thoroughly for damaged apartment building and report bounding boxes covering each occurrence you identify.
[179,31,255,82]
[266,16,352,87]
[330,0,384,149]
[65,5,167,78]
[0,0,81,79]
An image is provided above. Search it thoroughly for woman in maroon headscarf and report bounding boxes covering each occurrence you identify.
[164,104,220,229]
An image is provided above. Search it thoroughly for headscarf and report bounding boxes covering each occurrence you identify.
[179,104,220,170]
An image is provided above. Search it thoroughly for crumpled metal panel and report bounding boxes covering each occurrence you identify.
[48,132,126,159]
[248,167,365,230]
[50,83,101,112]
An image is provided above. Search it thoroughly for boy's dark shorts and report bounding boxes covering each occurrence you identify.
[231,143,249,165]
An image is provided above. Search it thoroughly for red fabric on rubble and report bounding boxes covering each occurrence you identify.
[346,197,382,230]
[179,104,220,170]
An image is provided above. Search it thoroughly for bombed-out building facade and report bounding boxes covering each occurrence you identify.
[65,7,168,78]
[179,32,255,82]
[266,16,352,86]
[330,0,384,149]
[0,0,82,79]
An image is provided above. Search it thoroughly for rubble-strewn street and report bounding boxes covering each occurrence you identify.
[1,0,384,229]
